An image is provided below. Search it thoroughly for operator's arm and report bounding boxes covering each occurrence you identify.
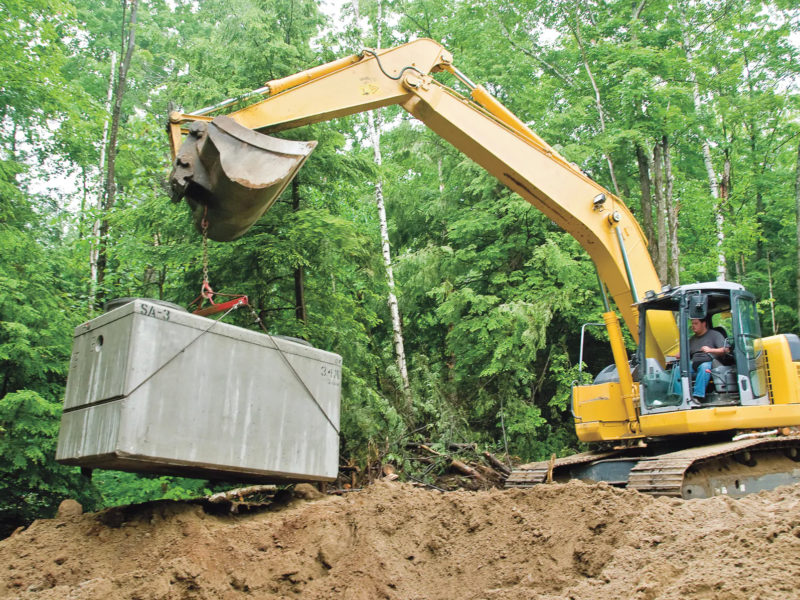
[685,330,728,364]
[699,345,728,358]
[700,330,729,358]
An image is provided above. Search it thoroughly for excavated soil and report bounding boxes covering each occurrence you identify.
[3,480,800,599]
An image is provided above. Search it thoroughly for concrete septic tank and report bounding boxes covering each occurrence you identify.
[57,299,341,483]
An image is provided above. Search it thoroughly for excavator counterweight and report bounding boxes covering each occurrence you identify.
[169,115,316,241]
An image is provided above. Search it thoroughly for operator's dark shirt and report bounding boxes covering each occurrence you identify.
[688,329,726,367]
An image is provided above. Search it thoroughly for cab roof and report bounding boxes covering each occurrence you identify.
[636,281,746,313]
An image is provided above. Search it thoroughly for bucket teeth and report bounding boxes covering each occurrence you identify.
[168,116,317,241]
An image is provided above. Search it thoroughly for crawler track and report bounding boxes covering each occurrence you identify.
[506,435,800,499]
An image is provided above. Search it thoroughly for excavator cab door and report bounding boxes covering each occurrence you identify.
[639,285,768,412]
[636,294,683,410]
[730,290,768,404]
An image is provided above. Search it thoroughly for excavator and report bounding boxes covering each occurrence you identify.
[167,38,800,499]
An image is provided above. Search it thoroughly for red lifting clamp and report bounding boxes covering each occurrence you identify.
[193,295,249,317]
[189,281,249,317]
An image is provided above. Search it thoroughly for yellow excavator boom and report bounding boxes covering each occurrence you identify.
[168,38,677,361]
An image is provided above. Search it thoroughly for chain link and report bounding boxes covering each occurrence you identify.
[201,214,209,285]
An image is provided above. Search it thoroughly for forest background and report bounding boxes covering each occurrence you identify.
[1,0,799,536]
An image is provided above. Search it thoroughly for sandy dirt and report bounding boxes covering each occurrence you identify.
[2,480,800,599]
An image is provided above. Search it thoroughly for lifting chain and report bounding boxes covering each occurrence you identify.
[189,206,249,317]
[197,206,215,304]
[201,210,210,290]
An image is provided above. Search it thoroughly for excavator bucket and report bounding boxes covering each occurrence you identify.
[169,115,317,241]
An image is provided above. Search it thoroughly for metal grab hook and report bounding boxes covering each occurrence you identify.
[191,295,249,317]
[188,208,249,317]
[200,278,214,301]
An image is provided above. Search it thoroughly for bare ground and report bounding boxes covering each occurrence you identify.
[2,480,800,599]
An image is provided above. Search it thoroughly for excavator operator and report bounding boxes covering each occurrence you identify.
[683,317,728,402]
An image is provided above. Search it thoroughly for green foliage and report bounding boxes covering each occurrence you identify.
[339,367,407,462]
[91,471,212,507]
[0,391,92,537]
[0,205,90,535]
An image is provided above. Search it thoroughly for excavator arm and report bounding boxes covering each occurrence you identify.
[168,38,677,360]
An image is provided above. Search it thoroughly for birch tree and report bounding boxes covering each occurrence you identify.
[356,0,412,409]
[683,29,726,282]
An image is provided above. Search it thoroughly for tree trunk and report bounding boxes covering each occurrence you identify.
[743,51,764,262]
[635,144,655,251]
[369,111,411,405]
[683,27,725,281]
[717,151,731,281]
[795,141,800,327]
[79,166,88,237]
[766,251,777,335]
[294,265,307,323]
[713,187,727,281]
[291,178,308,325]
[752,160,764,262]
[652,142,667,282]
[570,20,620,196]
[361,0,411,408]
[96,3,138,309]
[89,50,117,314]
[663,136,680,286]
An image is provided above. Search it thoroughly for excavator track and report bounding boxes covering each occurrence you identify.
[629,435,800,498]
[505,450,631,487]
[505,435,800,499]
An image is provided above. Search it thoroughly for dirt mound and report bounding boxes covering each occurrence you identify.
[2,480,800,599]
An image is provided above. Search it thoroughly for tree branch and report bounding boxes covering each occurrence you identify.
[568,17,620,195]
[499,21,576,87]
[632,0,647,20]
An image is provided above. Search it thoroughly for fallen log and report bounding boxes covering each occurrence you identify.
[450,459,487,482]
[448,442,477,452]
[419,444,443,457]
[418,444,486,482]
[482,451,511,476]
[207,485,277,504]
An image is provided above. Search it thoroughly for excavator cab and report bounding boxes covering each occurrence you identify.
[637,282,767,413]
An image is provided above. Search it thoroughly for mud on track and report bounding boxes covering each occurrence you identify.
[2,480,800,599]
